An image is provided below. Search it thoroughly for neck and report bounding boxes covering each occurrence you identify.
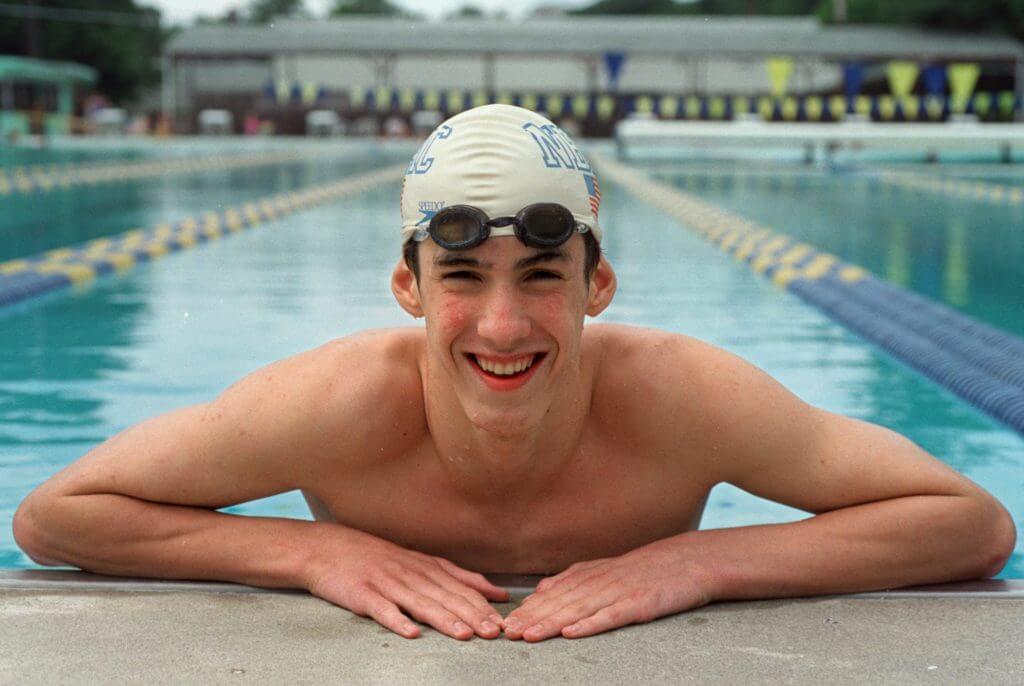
[422,353,593,506]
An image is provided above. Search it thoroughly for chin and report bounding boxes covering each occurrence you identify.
[465,403,540,438]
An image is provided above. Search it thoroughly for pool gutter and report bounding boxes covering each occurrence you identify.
[2,569,1022,684]
[1,569,1021,599]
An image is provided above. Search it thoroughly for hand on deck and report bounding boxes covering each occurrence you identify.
[302,526,510,640]
[502,536,714,642]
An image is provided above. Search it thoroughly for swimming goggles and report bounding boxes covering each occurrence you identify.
[411,203,590,250]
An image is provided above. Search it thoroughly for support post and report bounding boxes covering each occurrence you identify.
[483,53,494,95]
[1016,58,1023,123]
[161,54,175,126]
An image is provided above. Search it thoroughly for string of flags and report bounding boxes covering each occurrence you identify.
[265,84,1021,122]
[262,60,1018,121]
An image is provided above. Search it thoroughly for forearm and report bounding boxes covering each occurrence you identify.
[15,493,330,589]
[685,495,1010,602]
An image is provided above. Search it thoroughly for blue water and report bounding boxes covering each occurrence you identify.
[648,161,1024,338]
[1,142,1021,581]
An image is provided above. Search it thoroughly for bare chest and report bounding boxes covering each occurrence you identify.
[302,446,711,575]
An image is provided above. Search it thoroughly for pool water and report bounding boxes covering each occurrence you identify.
[648,161,1024,338]
[1,142,1021,579]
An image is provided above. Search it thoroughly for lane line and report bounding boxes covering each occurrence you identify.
[0,149,353,197]
[873,168,1024,206]
[0,164,404,311]
[592,153,1024,435]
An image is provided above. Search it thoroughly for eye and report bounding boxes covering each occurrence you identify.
[527,270,562,280]
[443,271,480,281]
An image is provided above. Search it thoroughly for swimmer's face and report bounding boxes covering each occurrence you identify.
[392,234,616,431]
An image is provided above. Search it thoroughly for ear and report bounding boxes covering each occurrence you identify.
[391,259,423,318]
[585,255,617,317]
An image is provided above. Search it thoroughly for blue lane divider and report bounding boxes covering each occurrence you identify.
[593,152,1024,436]
[0,164,403,311]
[790,275,1024,433]
[0,149,350,197]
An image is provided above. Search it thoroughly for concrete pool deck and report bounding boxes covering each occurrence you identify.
[1,571,1022,684]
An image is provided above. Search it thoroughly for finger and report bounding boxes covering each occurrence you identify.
[356,591,421,639]
[402,570,502,639]
[434,557,511,603]
[380,582,476,640]
[508,571,614,634]
[510,581,620,641]
[531,563,606,603]
[561,601,643,639]
[415,562,507,628]
[534,559,601,592]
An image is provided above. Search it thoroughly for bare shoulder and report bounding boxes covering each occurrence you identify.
[586,322,726,394]
[257,328,427,464]
[586,323,809,481]
[23,328,427,509]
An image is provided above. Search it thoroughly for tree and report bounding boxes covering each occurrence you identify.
[817,0,1024,40]
[569,0,1024,40]
[329,0,421,18]
[447,5,486,19]
[248,0,307,23]
[570,0,820,15]
[0,0,167,104]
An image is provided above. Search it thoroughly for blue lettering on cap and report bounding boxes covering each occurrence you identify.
[522,122,593,173]
[406,125,453,175]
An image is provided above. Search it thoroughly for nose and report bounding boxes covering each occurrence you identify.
[476,284,531,349]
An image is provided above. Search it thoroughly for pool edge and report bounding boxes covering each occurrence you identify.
[1,569,1021,599]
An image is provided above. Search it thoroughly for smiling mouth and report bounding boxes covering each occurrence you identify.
[467,353,546,379]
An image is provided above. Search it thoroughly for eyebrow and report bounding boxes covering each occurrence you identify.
[433,249,568,270]
[515,250,568,270]
[434,253,489,268]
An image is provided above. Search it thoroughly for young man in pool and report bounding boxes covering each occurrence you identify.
[14,105,1016,643]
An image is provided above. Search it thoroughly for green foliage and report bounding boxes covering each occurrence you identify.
[571,0,820,15]
[0,0,166,104]
[819,0,1024,40]
[449,5,486,18]
[329,0,421,18]
[570,0,691,14]
[570,0,1024,39]
[248,0,307,23]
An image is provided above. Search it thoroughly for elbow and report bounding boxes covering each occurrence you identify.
[12,497,66,567]
[975,500,1017,579]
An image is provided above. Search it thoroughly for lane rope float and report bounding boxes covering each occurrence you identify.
[0,149,354,197]
[0,164,404,311]
[872,168,1024,206]
[592,152,1024,436]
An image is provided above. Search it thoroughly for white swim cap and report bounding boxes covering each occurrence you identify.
[400,104,602,245]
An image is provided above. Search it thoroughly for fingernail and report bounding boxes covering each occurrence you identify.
[525,623,544,638]
[490,614,504,625]
[482,620,498,632]
[454,621,470,633]
[505,618,522,632]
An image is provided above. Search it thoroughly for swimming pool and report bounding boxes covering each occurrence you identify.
[645,160,1024,338]
[1,140,1021,579]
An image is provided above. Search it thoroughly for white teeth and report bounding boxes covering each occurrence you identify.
[475,355,535,376]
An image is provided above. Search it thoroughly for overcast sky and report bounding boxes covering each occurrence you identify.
[147,0,586,24]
